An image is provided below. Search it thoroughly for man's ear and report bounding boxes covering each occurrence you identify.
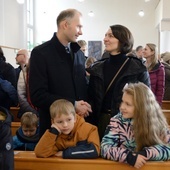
[61,20,68,30]
[51,119,54,124]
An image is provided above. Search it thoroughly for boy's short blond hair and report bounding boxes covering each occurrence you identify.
[50,99,76,119]
[21,112,38,128]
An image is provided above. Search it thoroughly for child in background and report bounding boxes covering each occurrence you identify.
[35,99,100,158]
[85,56,97,83]
[13,112,39,151]
[101,82,170,169]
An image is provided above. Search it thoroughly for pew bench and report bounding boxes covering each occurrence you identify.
[14,151,170,170]
[11,122,21,136]
[162,101,170,110]
[163,109,170,125]
[10,107,20,122]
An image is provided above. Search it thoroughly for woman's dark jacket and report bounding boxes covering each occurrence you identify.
[87,55,150,126]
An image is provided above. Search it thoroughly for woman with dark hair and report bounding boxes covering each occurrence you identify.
[86,25,150,140]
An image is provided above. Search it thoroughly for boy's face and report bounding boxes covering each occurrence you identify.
[22,125,37,137]
[52,113,76,135]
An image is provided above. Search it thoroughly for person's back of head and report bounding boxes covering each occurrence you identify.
[161,51,170,65]
[50,99,76,119]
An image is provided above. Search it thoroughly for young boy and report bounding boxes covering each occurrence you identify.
[0,106,14,170]
[13,112,39,151]
[34,99,100,158]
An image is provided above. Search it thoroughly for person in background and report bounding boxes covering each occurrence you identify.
[77,40,88,60]
[85,56,97,82]
[13,112,39,151]
[17,57,38,118]
[15,49,29,81]
[29,9,91,138]
[101,82,170,169]
[86,24,150,140]
[34,99,100,158]
[135,45,145,63]
[0,47,18,110]
[160,52,170,100]
[0,106,14,170]
[143,43,165,106]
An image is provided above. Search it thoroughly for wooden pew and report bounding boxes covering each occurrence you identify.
[162,101,170,110]
[163,109,170,125]
[10,107,20,122]
[14,151,170,170]
[11,122,21,136]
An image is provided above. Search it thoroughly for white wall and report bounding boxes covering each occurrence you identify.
[35,0,159,52]
[0,0,160,67]
[0,0,27,67]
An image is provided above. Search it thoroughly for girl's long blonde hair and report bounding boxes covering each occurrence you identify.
[123,82,168,151]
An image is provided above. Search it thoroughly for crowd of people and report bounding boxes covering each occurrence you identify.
[0,8,170,170]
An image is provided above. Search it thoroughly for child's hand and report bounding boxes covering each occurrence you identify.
[51,124,61,134]
[55,151,63,157]
[134,154,147,169]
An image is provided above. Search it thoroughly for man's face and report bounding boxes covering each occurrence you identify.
[65,13,83,43]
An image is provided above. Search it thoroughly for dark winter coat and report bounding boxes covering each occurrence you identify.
[29,33,87,136]
[0,106,14,170]
[87,55,150,126]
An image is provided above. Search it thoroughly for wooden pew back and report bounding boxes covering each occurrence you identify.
[10,107,20,122]
[11,122,21,136]
[163,109,170,125]
[162,101,170,110]
[14,151,170,170]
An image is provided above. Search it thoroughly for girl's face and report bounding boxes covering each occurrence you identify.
[52,113,76,135]
[143,45,154,59]
[120,92,135,119]
[103,28,120,55]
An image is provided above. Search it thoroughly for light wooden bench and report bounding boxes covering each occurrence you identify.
[162,101,170,110]
[10,107,20,122]
[14,151,170,170]
[11,122,21,136]
[163,109,170,125]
